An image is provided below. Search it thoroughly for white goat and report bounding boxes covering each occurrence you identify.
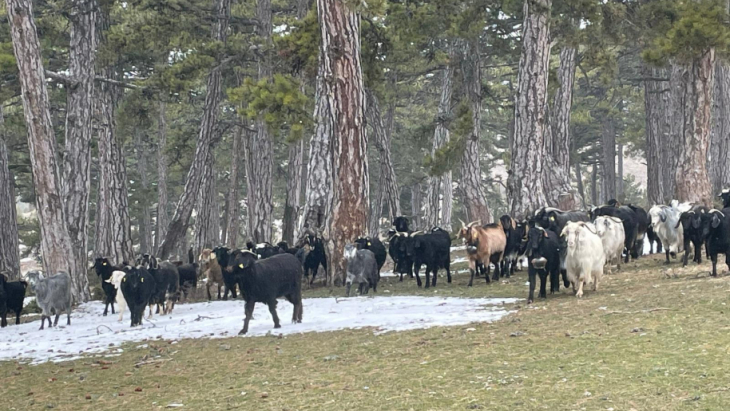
[649,201,692,263]
[106,270,127,322]
[561,222,605,298]
[595,216,626,274]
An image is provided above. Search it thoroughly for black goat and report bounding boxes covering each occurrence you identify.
[626,204,650,258]
[0,275,27,327]
[93,257,117,316]
[246,241,283,259]
[175,248,198,301]
[121,265,156,327]
[524,227,561,303]
[500,215,526,277]
[303,235,327,285]
[354,237,386,273]
[677,205,709,266]
[147,257,180,315]
[646,226,663,254]
[534,207,590,234]
[393,216,410,233]
[388,231,413,281]
[228,250,303,335]
[406,227,451,288]
[213,246,239,299]
[701,208,730,277]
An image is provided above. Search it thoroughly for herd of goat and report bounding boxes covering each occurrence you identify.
[3,190,730,335]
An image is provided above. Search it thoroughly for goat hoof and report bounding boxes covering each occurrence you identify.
[274,324,281,329]
[238,329,247,335]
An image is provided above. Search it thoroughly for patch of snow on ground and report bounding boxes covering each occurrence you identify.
[23,297,35,308]
[452,257,468,264]
[0,296,517,364]
[450,245,466,252]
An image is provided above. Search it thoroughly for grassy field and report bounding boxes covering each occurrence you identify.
[2,253,730,410]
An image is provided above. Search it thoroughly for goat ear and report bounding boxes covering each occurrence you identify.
[712,214,722,228]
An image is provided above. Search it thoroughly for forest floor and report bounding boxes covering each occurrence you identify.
[2,251,730,410]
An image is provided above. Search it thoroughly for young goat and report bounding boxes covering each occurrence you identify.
[106,270,128,322]
[93,257,117,316]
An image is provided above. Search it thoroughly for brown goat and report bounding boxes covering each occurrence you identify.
[199,249,225,301]
[458,220,507,287]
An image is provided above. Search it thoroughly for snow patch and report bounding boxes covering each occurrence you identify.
[0,296,516,364]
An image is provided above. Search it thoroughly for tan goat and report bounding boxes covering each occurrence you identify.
[199,249,226,301]
[458,220,507,287]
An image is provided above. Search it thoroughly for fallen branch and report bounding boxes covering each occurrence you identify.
[604,308,671,315]
[134,358,171,368]
[193,315,214,322]
[96,325,114,335]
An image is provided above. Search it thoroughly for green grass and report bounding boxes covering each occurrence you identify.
[3,254,730,410]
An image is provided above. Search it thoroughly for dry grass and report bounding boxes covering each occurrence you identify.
[3,254,730,410]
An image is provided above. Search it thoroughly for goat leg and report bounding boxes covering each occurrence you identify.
[239,300,256,335]
[527,268,536,304]
[53,313,60,327]
[111,300,115,315]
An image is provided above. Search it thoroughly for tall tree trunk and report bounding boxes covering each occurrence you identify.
[423,53,454,229]
[318,0,369,286]
[366,89,401,235]
[411,183,421,230]
[674,51,715,206]
[551,46,576,176]
[507,0,551,218]
[225,127,245,247]
[281,0,310,246]
[299,63,333,233]
[575,161,585,209]
[0,107,20,279]
[245,0,274,243]
[591,164,598,206]
[6,0,88,300]
[601,115,616,202]
[62,0,98,298]
[194,150,220,252]
[665,64,686,201]
[94,12,134,266]
[710,61,730,194]
[617,143,624,199]
[155,101,169,250]
[134,129,152,255]
[459,40,491,224]
[156,0,230,259]
[544,45,580,209]
[644,66,669,205]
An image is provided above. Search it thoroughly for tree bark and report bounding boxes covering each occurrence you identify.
[411,183,421,230]
[459,40,491,224]
[507,0,551,218]
[318,0,369,286]
[644,66,669,205]
[0,107,20,279]
[281,0,310,245]
[590,164,598,206]
[674,51,715,206]
[665,64,686,201]
[246,0,274,243]
[194,149,220,252]
[156,0,230,259]
[299,60,333,233]
[155,101,169,251]
[94,11,134,266]
[134,129,152,255]
[551,46,576,176]
[617,143,624,199]
[575,161,585,209]
[366,89,401,235]
[601,115,616,202]
[6,0,88,299]
[62,0,98,298]
[710,62,730,194]
[225,127,245,247]
[423,52,454,230]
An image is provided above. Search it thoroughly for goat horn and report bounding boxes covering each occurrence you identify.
[459,219,466,228]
